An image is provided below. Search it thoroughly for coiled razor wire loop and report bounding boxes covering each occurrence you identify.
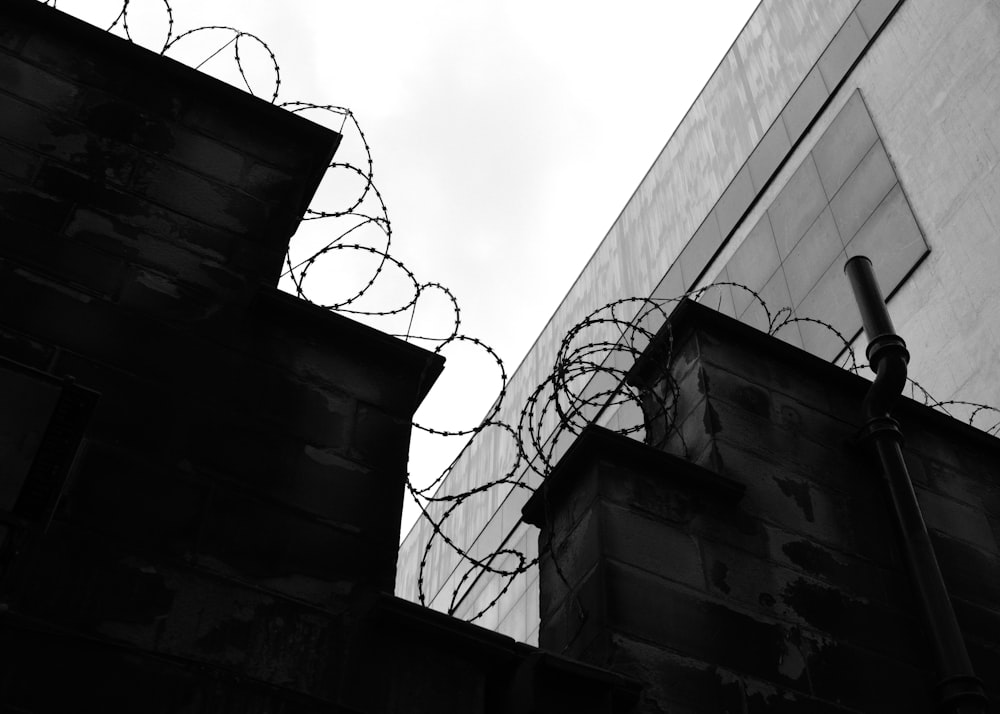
[166,27,281,102]
[45,0,1000,626]
[108,0,174,50]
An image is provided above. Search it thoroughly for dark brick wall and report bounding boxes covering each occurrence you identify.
[0,1,464,710]
[525,301,1000,713]
[0,0,336,297]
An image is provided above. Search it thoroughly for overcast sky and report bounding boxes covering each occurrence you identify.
[55,0,761,535]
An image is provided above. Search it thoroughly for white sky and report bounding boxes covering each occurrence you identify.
[53,0,761,536]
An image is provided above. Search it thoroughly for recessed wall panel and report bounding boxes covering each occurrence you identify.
[720,89,927,361]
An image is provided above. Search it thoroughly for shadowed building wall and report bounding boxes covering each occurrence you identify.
[524,301,1000,712]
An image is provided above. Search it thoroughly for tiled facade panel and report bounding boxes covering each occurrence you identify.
[652,0,904,309]
[718,90,927,359]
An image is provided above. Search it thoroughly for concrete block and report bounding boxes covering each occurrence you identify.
[701,398,864,498]
[351,403,411,471]
[254,373,356,450]
[932,532,1000,608]
[66,201,235,271]
[605,560,805,689]
[597,450,729,526]
[11,521,177,628]
[0,174,72,232]
[75,91,175,152]
[533,461,602,541]
[178,101,325,172]
[806,640,931,712]
[243,161,299,204]
[699,539,923,665]
[0,24,28,53]
[538,563,606,659]
[744,685,865,714]
[0,218,125,296]
[906,455,986,507]
[697,362,775,422]
[64,444,207,558]
[693,326,799,394]
[539,508,601,618]
[162,124,250,187]
[605,634,750,713]
[117,268,223,322]
[0,89,62,153]
[15,31,119,98]
[600,501,704,590]
[61,206,144,261]
[255,331,416,415]
[130,157,267,235]
[0,619,224,713]
[709,441,859,551]
[897,416,969,474]
[767,388,857,444]
[916,487,997,553]
[770,529,904,607]
[198,489,383,586]
[290,447,409,533]
[0,138,38,181]
[184,410,304,484]
[659,396,718,463]
[0,323,55,369]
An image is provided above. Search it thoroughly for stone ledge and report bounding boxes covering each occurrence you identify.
[521,424,746,528]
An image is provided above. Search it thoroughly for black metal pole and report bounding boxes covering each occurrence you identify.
[844,256,986,713]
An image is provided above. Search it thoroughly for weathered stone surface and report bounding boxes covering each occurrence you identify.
[531,301,1000,712]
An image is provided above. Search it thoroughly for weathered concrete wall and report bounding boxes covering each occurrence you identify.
[525,302,1000,712]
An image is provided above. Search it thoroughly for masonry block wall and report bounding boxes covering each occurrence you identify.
[524,300,1000,713]
[0,1,453,709]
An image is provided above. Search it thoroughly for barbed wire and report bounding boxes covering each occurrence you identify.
[41,0,1000,632]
